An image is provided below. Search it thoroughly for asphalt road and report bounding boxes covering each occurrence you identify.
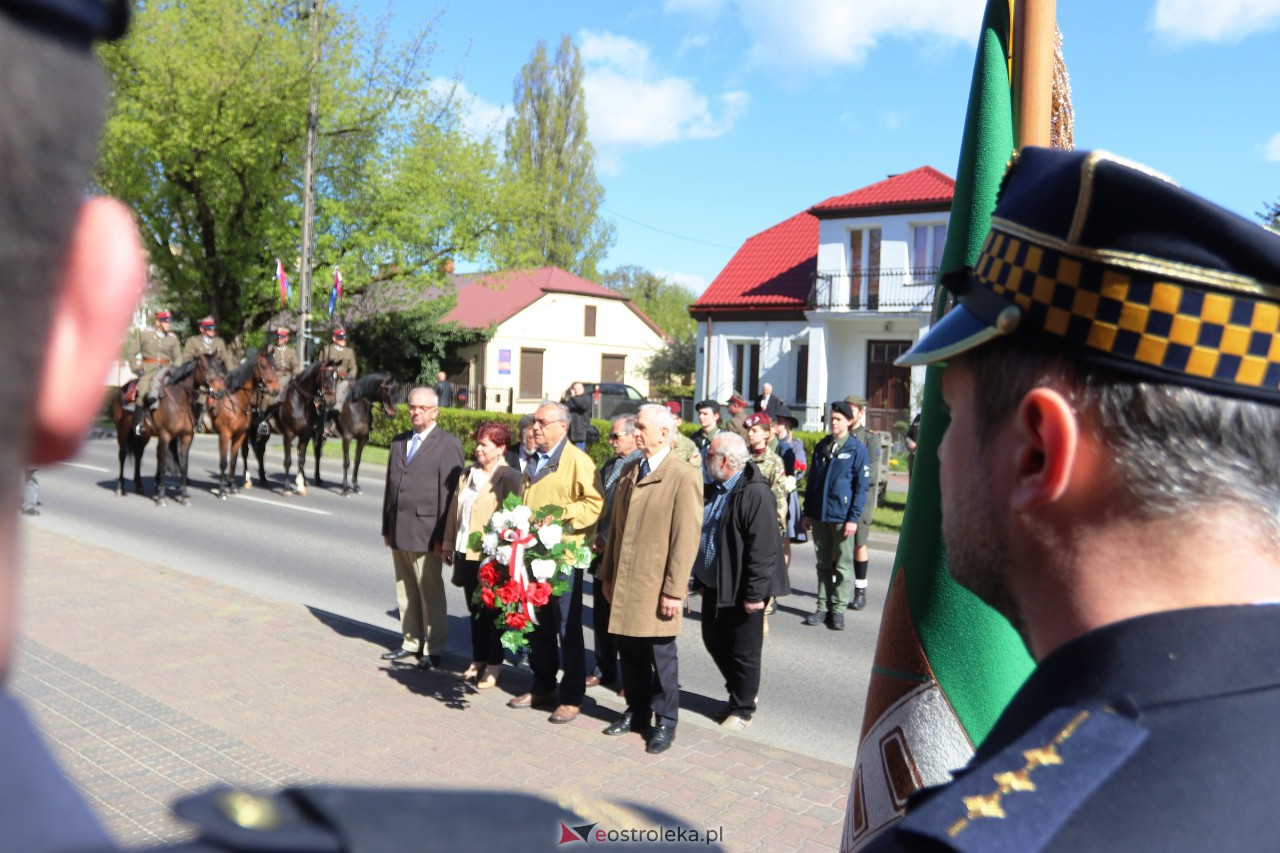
[24,431,897,766]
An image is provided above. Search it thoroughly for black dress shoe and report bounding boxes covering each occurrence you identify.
[803,608,825,626]
[416,655,443,670]
[646,724,676,754]
[380,648,418,662]
[602,712,636,736]
[828,612,846,631]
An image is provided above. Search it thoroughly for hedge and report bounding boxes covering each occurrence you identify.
[371,405,829,469]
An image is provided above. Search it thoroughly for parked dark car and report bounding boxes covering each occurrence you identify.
[579,382,649,419]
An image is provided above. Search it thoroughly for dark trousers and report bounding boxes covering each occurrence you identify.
[457,558,504,666]
[527,568,586,704]
[700,591,763,719]
[589,564,619,683]
[616,634,679,728]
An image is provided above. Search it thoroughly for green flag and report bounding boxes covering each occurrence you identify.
[842,1,1035,848]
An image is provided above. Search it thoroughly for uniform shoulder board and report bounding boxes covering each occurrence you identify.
[898,704,1147,852]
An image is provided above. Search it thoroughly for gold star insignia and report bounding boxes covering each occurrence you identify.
[962,792,1007,820]
[993,769,1037,793]
[1022,744,1063,769]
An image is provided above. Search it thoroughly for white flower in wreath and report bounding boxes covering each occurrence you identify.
[489,510,507,531]
[537,524,563,549]
[509,504,533,532]
[482,532,498,554]
[530,558,557,581]
[496,544,513,566]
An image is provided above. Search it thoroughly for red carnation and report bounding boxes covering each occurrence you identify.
[528,582,552,608]
[477,563,499,586]
[505,611,528,630]
[499,580,523,603]
[480,588,496,609]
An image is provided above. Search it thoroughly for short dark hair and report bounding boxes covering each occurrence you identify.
[962,336,1280,545]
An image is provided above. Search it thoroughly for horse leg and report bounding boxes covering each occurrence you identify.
[229,433,246,494]
[133,435,146,496]
[176,436,193,506]
[154,434,168,506]
[116,434,128,496]
[312,432,323,487]
[216,432,230,499]
[352,437,366,495]
[341,438,352,496]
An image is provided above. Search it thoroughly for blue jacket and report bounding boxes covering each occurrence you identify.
[802,432,870,524]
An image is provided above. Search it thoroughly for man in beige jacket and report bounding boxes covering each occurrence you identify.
[598,404,703,755]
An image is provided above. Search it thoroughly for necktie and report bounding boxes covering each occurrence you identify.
[533,452,546,475]
[407,433,422,462]
[639,458,651,480]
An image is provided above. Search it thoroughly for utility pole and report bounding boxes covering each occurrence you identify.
[297,0,321,366]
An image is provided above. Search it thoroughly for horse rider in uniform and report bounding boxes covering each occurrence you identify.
[317,327,357,437]
[125,309,181,436]
[182,316,236,431]
[258,326,300,438]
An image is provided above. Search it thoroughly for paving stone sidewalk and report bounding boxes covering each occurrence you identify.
[13,528,848,851]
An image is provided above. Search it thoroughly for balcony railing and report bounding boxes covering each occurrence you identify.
[808,268,938,313]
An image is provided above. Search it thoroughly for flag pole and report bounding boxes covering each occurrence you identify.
[1013,0,1056,148]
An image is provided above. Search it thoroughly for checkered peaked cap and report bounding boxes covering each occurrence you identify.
[898,147,1280,404]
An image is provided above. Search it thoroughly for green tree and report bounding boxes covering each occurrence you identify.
[497,35,615,281]
[95,0,512,353]
[601,264,696,340]
[1262,199,1280,233]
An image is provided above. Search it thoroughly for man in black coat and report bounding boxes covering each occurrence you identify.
[693,432,783,731]
[380,386,464,669]
[860,148,1280,851]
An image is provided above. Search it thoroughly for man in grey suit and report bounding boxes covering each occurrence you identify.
[381,387,464,669]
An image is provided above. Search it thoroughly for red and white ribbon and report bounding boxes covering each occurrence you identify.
[501,527,539,624]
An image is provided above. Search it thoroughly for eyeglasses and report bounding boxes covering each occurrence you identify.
[608,433,629,440]
[533,418,564,428]
[408,404,437,411]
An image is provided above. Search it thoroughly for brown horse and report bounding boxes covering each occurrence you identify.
[112,353,227,504]
[210,349,279,498]
[327,372,397,496]
[243,359,335,495]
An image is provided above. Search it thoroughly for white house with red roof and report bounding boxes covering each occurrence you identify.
[691,166,954,432]
[444,267,669,414]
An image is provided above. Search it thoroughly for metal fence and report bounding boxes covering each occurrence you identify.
[808,268,937,312]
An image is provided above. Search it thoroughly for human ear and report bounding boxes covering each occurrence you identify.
[29,198,145,463]
[1009,387,1079,512]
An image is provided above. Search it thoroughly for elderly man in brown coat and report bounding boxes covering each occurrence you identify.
[598,403,703,755]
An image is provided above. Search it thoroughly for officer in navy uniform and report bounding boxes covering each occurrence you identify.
[862,147,1280,851]
[0,3,719,851]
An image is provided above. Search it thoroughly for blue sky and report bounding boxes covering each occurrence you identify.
[340,0,1280,295]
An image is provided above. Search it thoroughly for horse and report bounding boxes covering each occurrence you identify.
[209,349,279,498]
[327,372,397,496]
[112,354,227,505]
[244,358,335,495]
[110,382,150,496]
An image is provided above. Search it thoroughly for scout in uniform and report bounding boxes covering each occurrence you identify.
[863,147,1280,852]
[844,394,880,610]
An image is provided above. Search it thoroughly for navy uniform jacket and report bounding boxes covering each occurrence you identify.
[802,433,870,525]
[867,604,1280,852]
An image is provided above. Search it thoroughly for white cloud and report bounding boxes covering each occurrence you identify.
[1263,132,1280,162]
[427,79,511,142]
[1151,0,1280,44]
[579,31,750,154]
[732,0,985,71]
[657,269,711,296]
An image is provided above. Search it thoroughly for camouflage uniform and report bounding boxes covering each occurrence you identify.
[181,333,236,371]
[672,432,703,471]
[750,448,789,534]
[125,326,181,402]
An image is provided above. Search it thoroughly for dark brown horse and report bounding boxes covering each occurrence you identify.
[210,349,279,498]
[243,359,335,495]
[327,373,397,496]
[111,353,227,504]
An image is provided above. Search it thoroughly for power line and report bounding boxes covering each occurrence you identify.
[602,206,738,250]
